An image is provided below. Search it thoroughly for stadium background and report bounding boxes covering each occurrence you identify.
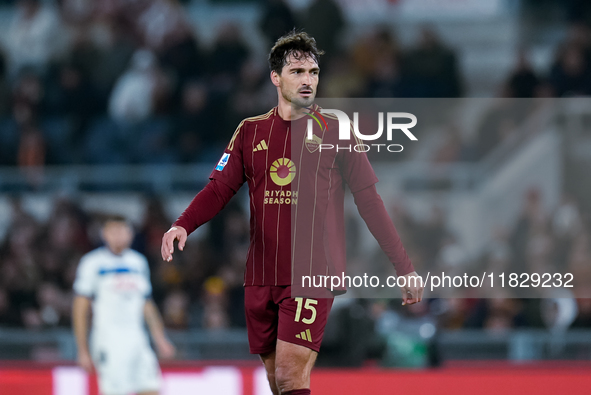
[2,0,591,394]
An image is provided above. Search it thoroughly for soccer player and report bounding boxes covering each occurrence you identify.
[73,215,175,395]
[161,31,423,395]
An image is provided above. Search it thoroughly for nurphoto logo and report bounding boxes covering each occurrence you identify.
[305,109,418,153]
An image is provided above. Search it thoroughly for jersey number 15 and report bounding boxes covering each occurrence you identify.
[294,297,317,324]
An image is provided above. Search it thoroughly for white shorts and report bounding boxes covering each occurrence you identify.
[91,332,161,394]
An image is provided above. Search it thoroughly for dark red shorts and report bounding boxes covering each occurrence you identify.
[244,285,333,354]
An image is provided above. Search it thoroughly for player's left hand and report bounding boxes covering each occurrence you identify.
[398,271,424,305]
[156,337,176,360]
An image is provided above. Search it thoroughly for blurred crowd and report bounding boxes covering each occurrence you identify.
[371,189,591,333]
[1,0,591,367]
[0,194,250,331]
[1,0,591,171]
[0,0,591,173]
[1,186,590,338]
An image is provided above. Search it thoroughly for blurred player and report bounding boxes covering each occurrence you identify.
[73,215,175,395]
[161,31,423,395]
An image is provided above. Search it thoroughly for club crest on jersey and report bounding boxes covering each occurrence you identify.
[305,134,322,153]
[215,153,230,171]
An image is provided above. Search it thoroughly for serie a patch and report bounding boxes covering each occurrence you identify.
[215,153,230,171]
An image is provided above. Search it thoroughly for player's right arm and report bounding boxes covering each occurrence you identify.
[72,295,93,372]
[72,255,97,372]
[161,179,237,261]
[162,122,247,262]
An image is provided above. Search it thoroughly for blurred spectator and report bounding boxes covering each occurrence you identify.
[321,53,365,97]
[159,32,204,91]
[511,188,547,274]
[484,228,513,274]
[565,0,591,25]
[364,53,407,98]
[12,70,44,126]
[209,23,251,80]
[0,210,42,328]
[432,126,469,163]
[505,50,540,97]
[6,0,64,79]
[403,27,463,97]
[550,196,581,265]
[572,296,591,327]
[259,0,297,46]
[37,282,69,327]
[202,276,229,330]
[228,60,276,135]
[17,123,45,186]
[108,49,170,124]
[59,0,95,25]
[47,62,99,118]
[560,23,591,68]
[219,265,246,328]
[548,43,591,96]
[436,233,469,275]
[0,52,10,117]
[352,27,400,79]
[464,294,544,332]
[435,298,472,330]
[43,61,101,153]
[85,17,137,101]
[541,296,578,333]
[135,0,190,53]
[0,287,21,326]
[302,0,345,60]
[162,289,190,330]
[17,124,45,168]
[135,0,205,87]
[416,206,448,267]
[137,198,173,262]
[173,81,214,162]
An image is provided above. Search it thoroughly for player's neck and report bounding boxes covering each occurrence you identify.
[276,98,307,121]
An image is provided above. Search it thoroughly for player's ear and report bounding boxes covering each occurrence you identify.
[270,70,280,87]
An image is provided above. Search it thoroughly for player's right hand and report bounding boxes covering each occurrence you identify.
[77,350,94,373]
[161,226,187,262]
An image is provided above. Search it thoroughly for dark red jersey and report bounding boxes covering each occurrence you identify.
[211,107,302,286]
[211,106,366,286]
[176,105,413,288]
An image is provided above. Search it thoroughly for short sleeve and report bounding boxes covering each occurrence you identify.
[73,255,97,298]
[338,139,379,193]
[209,121,247,192]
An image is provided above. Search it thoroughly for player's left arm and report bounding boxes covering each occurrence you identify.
[143,299,176,359]
[338,136,423,305]
[352,184,424,305]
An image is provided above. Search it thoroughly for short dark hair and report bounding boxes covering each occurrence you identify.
[268,30,324,74]
[101,214,130,227]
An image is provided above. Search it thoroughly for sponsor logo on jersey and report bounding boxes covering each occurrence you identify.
[253,140,268,152]
[269,158,296,186]
[264,189,298,205]
[215,153,230,171]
